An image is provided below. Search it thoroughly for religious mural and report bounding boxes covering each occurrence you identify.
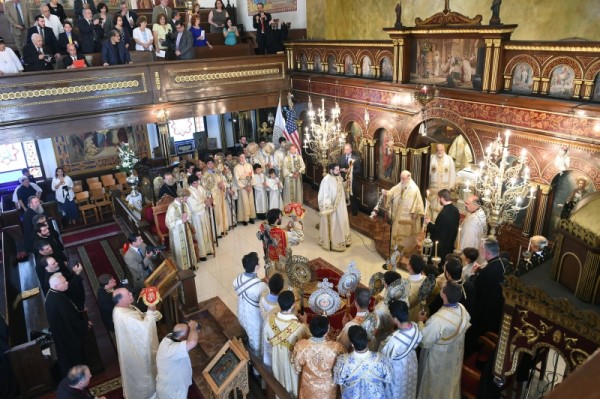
[511,62,534,94]
[548,65,575,99]
[410,38,483,90]
[362,56,373,78]
[247,0,297,15]
[549,171,595,240]
[592,73,600,102]
[53,125,149,174]
[381,57,393,81]
[377,129,395,183]
[344,55,353,76]
[314,54,322,72]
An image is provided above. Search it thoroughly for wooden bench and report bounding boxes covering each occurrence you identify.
[193,43,253,59]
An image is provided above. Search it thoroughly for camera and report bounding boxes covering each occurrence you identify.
[146,244,167,254]
[163,33,177,51]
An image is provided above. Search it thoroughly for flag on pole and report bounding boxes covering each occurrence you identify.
[273,96,302,151]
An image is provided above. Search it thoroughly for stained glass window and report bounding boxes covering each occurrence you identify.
[0,141,44,181]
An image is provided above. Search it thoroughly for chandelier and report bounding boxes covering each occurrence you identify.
[471,130,537,238]
[303,96,347,174]
[413,85,438,136]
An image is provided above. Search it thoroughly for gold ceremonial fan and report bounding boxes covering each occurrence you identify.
[285,255,315,290]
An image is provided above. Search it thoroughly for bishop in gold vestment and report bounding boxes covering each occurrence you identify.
[385,170,424,253]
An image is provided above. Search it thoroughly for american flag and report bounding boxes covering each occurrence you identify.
[273,97,302,151]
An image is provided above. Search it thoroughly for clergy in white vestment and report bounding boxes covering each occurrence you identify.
[222,164,238,228]
[333,325,391,399]
[379,300,422,399]
[318,163,351,252]
[428,144,457,220]
[265,169,283,210]
[187,175,213,261]
[0,39,24,74]
[233,154,257,225]
[282,144,305,205]
[417,281,471,399]
[202,158,229,236]
[384,170,424,254]
[406,254,426,322]
[460,195,487,264]
[263,291,310,398]
[252,164,269,217]
[233,252,269,357]
[156,320,199,399]
[273,138,288,177]
[112,288,160,399]
[259,273,283,369]
[165,189,198,271]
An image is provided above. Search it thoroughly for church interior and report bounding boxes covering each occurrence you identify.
[0,0,599,397]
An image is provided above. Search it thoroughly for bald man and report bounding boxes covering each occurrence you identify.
[63,43,88,69]
[428,144,456,221]
[383,170,425,254]
[156,320,199,399]
[459,194,487,264]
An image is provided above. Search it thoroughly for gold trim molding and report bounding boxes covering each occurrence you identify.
[504,45,600,53]
[557,219,600,248]
[174,68,281,83]
[288,42,393,48]
[0,80,140,102]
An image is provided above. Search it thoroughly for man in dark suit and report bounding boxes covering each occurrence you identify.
[73,0,97,21]
[27,15,60,57]
[96,274,117,333]
[122,234,153,296]
[23,33,54,71]
[63,43,89,69]
[252,2,271,54]
[173,20,193,61]
[58,22,81,54]
[102,29,131,66]
[169,9,181,32]
[424,188,460,263]
[5,0,33,56]
[118,1,138,38]
[78,8,103,54]
[152,0,172,24]
[338,142,362,216]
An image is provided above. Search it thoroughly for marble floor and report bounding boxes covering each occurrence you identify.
[193,207,409,316]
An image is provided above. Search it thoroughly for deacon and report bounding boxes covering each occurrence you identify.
[292,316,346,399]
[233,252,269,357]
[379,300,422,399]
[383,170,424,254]
[202,158,229,236]
[187,175,213,261]
[234,154,257,226]
[45,273,88,377]
[338,143,362,216]
[318,163,351,251]
[424,188,460,262]
[428,144,456,220]
[263,290,310,398]
[259,209,291,274]
[165,189,198,270]
[112,287,160,399]
[156,320,199,399]
[282,144,305,205]
[406,254,427,322]
[333,325,390,398]
[260,273,283,369]
[459,194,487,263]
[417,281,470,399]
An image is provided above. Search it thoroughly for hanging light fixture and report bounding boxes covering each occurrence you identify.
[555,146,570,175]
[413,85,437,137]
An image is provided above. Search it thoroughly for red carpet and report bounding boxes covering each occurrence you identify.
[63,222,122,247]
[90,377,204,398]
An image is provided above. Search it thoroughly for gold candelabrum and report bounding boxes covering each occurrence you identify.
[471,130,537,238]
[303,97,346,176]
[413,85,438,136]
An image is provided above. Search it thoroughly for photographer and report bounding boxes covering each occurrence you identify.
[52,167,79,225]
[23,33,54,71]
[122,233,161,295]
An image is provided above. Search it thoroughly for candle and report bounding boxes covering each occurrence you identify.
[457,227,461,249]
[504,130,511,147]
[517,245,522,262]
[435,241,439,258]
[527,238,531,253]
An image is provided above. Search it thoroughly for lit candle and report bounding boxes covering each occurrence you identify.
[530,186,536,198]
[456,227,461,249]
[424,189,430,216]
[435,241,439,258]
[421,85,428,94]
[516,197,522,206]
[504,130,511,147]
[527,238,531,253]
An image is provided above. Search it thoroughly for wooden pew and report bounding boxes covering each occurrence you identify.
[194,43,253,59]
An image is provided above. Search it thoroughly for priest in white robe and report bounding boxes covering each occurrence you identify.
[417,281,471,399]
[187,175,213,261]
[460,194,487,264]
[165,189,198,270]
[112,288,160,399]
[282,144,305,205]
[233,252,268,357]
[234,154,256,225]
[379,300,422,399]
[263,291,310,398]
[318,163,351,252]
[274,138,288,177]
[384,170,425,253]
[266,169,283,210]
[252,164,268,217]
[202,158,229,236]
[428,144,456,220]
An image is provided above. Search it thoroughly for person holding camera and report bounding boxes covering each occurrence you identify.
[23,33,54,71]
[123,233,156,295]
[223,17,239,46]
[52,167,79,225]
[156,319,199,399]
[78,8,104,53]
[252,2,271,54]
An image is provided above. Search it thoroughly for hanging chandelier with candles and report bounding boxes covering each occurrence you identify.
[303,96,348,174]
[471,130,537,238]
[413,85,438,136]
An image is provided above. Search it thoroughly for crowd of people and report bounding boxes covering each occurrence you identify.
[0,0,288,75]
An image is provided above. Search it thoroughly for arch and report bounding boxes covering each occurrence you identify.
[313,54,322,72]
[373,49,394,66]
[338,49,356,65]
[361,56,373,78]
[343,54,354,76]
[541,56,584,79]
[504,54,541,76]
[326,54,337,74]
[340,111,369,137]
[380,57,393,81]
[299,53,308,71]
[583,59,600,80]
[401,106,483,160]
[541,156,600,188]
